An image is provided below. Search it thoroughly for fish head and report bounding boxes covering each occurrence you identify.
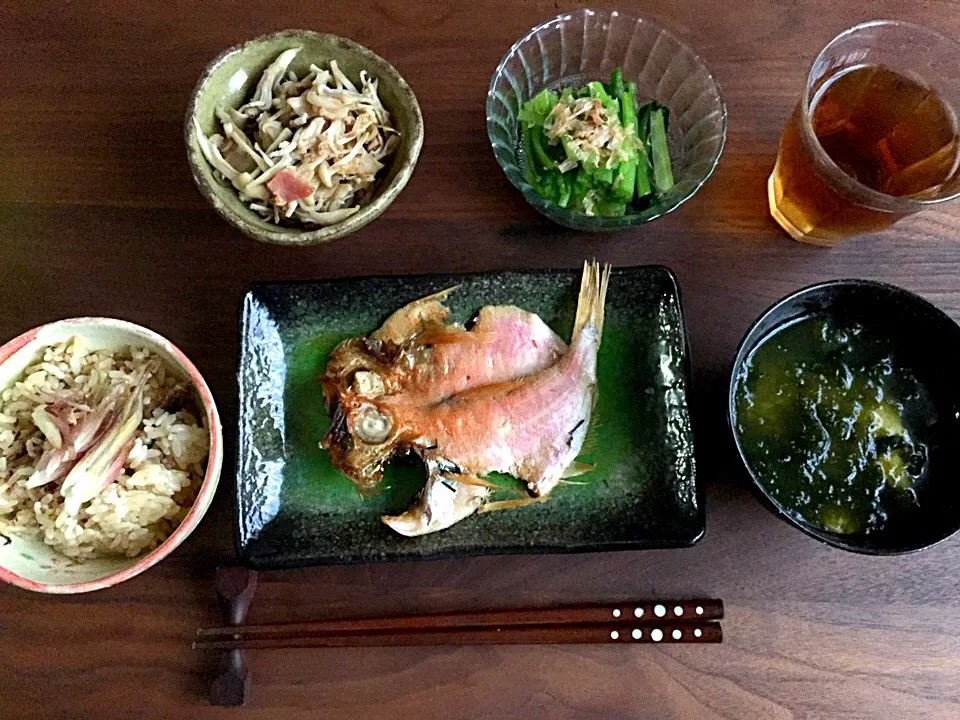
[319,338,409,495]
[321,394,402,495]
[319,337,422,407]
[321,339,381,404]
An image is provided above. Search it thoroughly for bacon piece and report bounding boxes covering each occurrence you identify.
[266,169,315,204]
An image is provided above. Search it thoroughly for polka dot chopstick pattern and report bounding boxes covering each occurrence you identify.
[603,599,723,644]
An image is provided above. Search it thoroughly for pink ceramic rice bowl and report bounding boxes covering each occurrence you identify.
[0,318,222,593]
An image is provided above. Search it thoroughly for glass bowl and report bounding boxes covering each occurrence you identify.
[486,8,727,231]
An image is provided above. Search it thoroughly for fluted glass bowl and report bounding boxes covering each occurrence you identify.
[487,9,727,231]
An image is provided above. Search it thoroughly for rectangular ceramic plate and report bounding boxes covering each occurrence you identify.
[237,266,701,568]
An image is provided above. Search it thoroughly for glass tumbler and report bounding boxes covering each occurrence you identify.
[769,20,960,246]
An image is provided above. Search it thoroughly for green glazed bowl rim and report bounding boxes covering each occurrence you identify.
[185,29,424,246]
[486,9,727,231]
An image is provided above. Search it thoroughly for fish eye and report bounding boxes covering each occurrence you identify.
[353,405,393,444]
[351,370,386,397]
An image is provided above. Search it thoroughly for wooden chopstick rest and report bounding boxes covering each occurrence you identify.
[208,568,257,707]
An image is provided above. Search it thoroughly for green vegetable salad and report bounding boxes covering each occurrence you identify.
[517,68,675,217]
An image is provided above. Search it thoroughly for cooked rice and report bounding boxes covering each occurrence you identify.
[0,338,209,561]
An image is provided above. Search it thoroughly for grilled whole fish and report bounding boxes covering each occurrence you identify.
[320,262,610,536]
[320,293,566,495]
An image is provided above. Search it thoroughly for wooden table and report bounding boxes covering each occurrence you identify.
[2,1,960,717]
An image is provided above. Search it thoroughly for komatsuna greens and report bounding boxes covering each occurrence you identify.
[517,68,675,217]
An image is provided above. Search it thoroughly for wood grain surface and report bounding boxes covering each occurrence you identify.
[2,1,960,718]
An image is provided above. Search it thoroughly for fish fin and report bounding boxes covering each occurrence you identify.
[579,419,600,454]
[572,261,611,342]
[452,474,503,489]
[561,460,595,478]
[477,495,550,514]
[371,285,460,342]
[427,285,460,301]
[416,329,497,346]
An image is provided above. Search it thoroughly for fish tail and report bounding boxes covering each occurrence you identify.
[572,261,611,343]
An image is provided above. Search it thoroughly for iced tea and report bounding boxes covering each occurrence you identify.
[770,65,960,245]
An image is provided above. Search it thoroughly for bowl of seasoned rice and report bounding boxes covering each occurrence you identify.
[0,318,222,593]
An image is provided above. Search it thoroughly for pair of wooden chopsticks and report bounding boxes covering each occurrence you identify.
[193,599,723,650]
